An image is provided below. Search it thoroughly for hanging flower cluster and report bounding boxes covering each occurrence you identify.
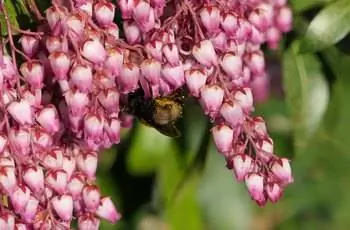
[0,0,293,228]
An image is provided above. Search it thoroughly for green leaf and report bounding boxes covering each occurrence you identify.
[156,144,203,230]
[197,143,253,230]
[282,42,329,151]
[99,146,118,173]
[0,1,20,36]
[126,123,173,175]
[291,0,334,13]
[274,48,350,228]
[299,0,350,52]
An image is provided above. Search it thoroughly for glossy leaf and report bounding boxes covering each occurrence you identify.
[156,144,203,230]
[300,0,350,52]
[0,1,20,36]
[126,123,173,175]
[291,0,334,13]
[198,143,253,230]
[277,52,350,227]
[283,42,329,151]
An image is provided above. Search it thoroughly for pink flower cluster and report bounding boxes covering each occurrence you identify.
[0,0,293,228]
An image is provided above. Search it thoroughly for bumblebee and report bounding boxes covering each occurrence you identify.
[124,89,185,138]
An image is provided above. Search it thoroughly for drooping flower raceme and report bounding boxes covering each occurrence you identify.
[0,0,293,228]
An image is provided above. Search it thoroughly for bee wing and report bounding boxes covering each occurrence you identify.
[139,118,153,127]
[154,123,181,138]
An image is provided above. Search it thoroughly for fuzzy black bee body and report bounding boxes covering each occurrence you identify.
[125,89,185,138]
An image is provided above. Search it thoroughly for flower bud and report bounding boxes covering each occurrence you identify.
[46,36,63,53]
[104,47,124,77]
[68,113,84,134]
[221,12,238,37]
[220,52,243,78]
[8,128,31,156]
[250,26,265,44]
[36,105,61,134]
[84,113,104,140]
[271,158,293,185]
[133,1,151,21]
[49,51,71,80]
[248,8,272,32]
[161,63,185,89]
[1,55,16,80]
[67,13,85,39]
[192,40,217,67]
[104,119,121,144]
[220,101,244,127]
[46,6,66,35]
[22,88,42,107]
[185,69,207,97]
[70,63,93,92]
[68,172,85,199]
[78,0,93,16]
[2,89,16,106]
[45,169,68,194]
[118,63,140,93]
[62,155,76,180]
[212,124,234,154]
[256,138,274,162]
[118,0,136,19]
[65,90,90,116]
[52,195,73,221]
[15,223,27,230]
[0,166,17,194]
[20,61,45,89]
[199,85,224,117]
[200,5,221,34]
[78,214,100,230]
[94,1,115,27]
[245,173,266,206]
[266,182,283,202]
[252,117,267,137]
[74,200,84,214]
[77,152,98,179]
[245,51,265,75]
[232,154,253,181]
[81,39,106,64]
[82,185,101,212]
[140,58,161,85]
[7,100,33,125]
[145,40,163,61]
[275,6,293,33]
[266,27,281,50]
[0,212,15,229]
[20,36,39,58]
[97,89,120,113]
[234,88,254,113]
[10,184,31,213]
[96,197,121,223]
[23,166,44,195]
[162,43,180,66]
[235,19,252,43]
[123,21,141,45]
[211,31,227,51]
[227,40,246,57]
[20,196,39,223]
[42,147,64,170]
[134,4,156,32]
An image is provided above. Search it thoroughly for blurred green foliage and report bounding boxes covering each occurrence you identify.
[4,0,350,229]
